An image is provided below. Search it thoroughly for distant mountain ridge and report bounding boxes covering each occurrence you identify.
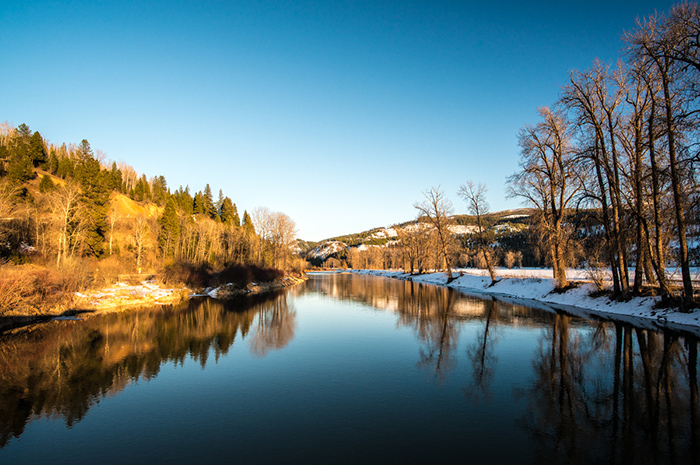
[300,208,535,264]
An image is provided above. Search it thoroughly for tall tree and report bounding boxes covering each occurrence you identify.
[458,180,497,284]
[158,198,181,258]
[508,107,580,289]
[625,5,700,303]
[414,186,455,280]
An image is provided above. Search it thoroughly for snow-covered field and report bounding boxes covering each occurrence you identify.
[340,268,700,336]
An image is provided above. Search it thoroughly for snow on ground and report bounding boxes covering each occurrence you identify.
[342,268,700,336]
[74,280,187,308]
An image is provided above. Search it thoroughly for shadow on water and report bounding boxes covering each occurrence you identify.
[0,289,297,448]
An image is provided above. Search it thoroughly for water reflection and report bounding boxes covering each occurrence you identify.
[464,297,499,402]
[517,314,699,464]
[308,273,700,463]
[0,290,296,447]
[1,273,698,465]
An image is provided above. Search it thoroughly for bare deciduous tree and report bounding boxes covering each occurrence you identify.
[458,180,497,284]
[414,186,456,280]
[508,108,580,289]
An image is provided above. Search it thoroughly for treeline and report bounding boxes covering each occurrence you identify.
[330,3,700,306]
[0,122,303,281]
[507,3,700,303]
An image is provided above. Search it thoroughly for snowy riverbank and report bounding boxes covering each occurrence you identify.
[342,268,700,336]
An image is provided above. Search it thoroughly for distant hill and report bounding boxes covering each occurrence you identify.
[302,208,537,266]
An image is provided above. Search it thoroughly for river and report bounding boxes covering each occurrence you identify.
[0,273,697,464]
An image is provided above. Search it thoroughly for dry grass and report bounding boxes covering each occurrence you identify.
[0,264,83,316]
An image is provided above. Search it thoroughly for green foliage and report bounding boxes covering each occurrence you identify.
[109,162,123,192]
[56,157,74,179]
[48,151,59,174]
[152,175,168,205]
[38,174,55,193]
[220,197,238,226]
[7,152,34,184]
[29,132,47,168]
[173,186,194,215]
[202,184,216,219]
[242,210,255,235]
[158,198,181,257]
[134,174,151,202]
[193,191,205,215]
[74,141,110,257]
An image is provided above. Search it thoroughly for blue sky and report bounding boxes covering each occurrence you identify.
[1,0,676,240]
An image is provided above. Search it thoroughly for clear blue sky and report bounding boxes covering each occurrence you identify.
[1,0,676,241]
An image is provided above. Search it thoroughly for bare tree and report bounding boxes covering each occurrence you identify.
[414,186,456,280]
[625,5,700,303]
[458,180,497,284]
[508,107,580,289]
[49,182,82,267]
[269,211,297,269]
[132,214,150,270]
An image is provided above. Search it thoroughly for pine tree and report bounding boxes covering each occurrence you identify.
[29,131,47,168]
[75,142,109,257]
[193,191,205,215]
[158,198,181,257]
[203,184,216,218]
[110,162,122,191]
[152,175,168,205]
[48,150,59,174]
[220,197,236,225]
[38,174,55,192]
[216,189,225,215]
[7,151,34,184]
[232,203,240,227]
[243,210,255,235]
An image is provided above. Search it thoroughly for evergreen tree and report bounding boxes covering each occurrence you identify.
[141,174,151,201]
[29,131,47,168]
[57,157,74,179]
[193,191,205,215]
[110,162,122,192]
[158,198,181,257]
[242,210,255,235]
[220,197,237,225]
[232,203,240,227]
[75,145,109,257]
[7,151,34,184]
[216,189,225,215]
[152,175,168,205]
[76,139,93,163]
[203,184,216,218]
[38,174,55,192]
[14,124,31,157]
[48,150,59,174]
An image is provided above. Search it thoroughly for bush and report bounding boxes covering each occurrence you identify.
[161,262,284,288]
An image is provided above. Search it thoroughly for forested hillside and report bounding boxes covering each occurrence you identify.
[0,122,304,297]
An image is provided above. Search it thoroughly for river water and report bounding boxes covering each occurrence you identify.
[0,273,698,464]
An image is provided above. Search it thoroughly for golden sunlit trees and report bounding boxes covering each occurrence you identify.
[414,186,456,279]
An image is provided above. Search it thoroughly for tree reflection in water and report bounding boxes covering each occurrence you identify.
[2,273,699,464]
[464,297,499,402]
[517,314,699,464]
[309,273,699,463]
[0,290,296,448]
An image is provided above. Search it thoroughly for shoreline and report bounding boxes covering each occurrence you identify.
[0,275,308,333]
[338,269,700,337]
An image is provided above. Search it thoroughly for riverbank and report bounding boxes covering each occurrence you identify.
[343,269,700,335]
[199,275,308,299]
[0,274,308,333]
